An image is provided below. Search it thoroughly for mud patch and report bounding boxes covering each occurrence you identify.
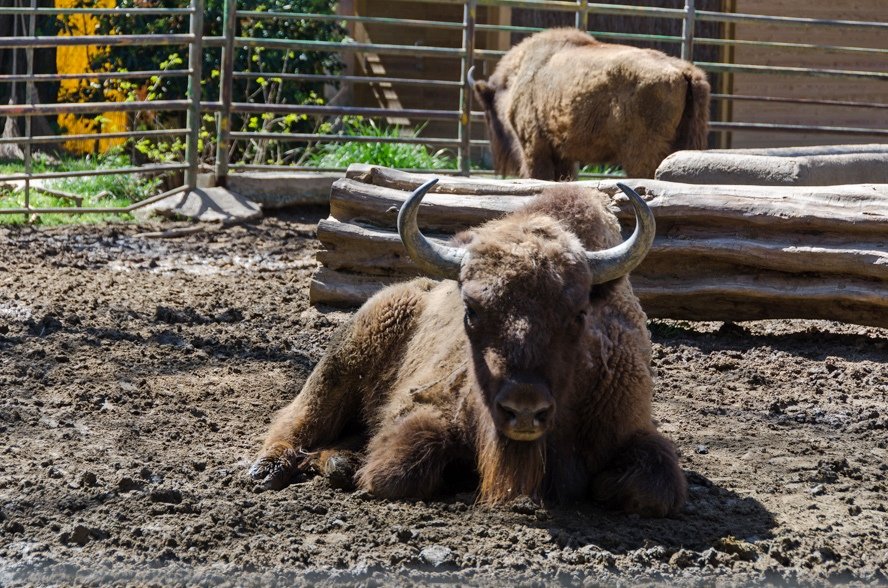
[0,212,886,586]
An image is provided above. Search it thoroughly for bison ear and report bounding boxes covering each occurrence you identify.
[472,81,496,108]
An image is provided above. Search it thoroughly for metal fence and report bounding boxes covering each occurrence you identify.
[0,0,886,217]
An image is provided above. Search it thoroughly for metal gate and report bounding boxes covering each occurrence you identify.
[0,0,886,217]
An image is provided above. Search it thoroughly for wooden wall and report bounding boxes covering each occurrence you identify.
[726,0,888,148]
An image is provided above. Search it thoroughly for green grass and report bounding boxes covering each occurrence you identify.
[0,151,163,225]
[307,118,456,170]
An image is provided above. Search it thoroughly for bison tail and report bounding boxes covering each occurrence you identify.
[673,70,711,152]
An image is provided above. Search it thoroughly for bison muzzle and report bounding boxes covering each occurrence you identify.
[250,179,687,515]
[470,28,710,180]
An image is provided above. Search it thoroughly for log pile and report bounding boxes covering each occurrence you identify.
[311,164,888,328]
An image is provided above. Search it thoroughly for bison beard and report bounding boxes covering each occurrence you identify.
[250,180,687,516]
[470,28,710,180]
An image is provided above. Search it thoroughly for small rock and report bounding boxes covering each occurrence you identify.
[695,445,709,455]
[117,477,142,493]
[699,547,719,566]
[717,536,759,562]
[149,488,182,504]
[4,521,25,534]
[669,548,695,568]
[68,524,91,546]
[420,545,454,568]
[80,471,98,488]
[509,496,538,515]
[810,484,826,496]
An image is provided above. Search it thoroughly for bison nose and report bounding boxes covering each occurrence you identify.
[494,378,554,441]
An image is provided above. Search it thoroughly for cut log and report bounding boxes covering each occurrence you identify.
[312,165,888,328]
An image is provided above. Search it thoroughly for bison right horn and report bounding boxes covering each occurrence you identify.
[585,183,656,284]
[466,66,477,88]
[397,178,466,280]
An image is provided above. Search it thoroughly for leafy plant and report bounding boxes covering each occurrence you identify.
[307,117,455,170]
[83,0,347,167]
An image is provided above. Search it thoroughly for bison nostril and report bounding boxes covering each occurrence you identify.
[497,403,518,421]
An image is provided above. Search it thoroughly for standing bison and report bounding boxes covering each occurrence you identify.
[250,178,686,516]
[470,28,710,180]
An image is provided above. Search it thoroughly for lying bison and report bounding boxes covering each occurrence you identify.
[250,179,686,515]
[470,28,710,180]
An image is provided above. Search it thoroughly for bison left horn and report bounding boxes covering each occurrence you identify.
[397,178,466,279]
[586,183,656,284]
[466,66,477,88]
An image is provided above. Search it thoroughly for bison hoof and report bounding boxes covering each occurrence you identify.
[324,454,359,491]
[248,450,304,490]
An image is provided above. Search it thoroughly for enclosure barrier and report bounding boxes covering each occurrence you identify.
[0,0,886,217]
[310,165,888,328]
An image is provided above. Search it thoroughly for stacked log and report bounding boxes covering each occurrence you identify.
[311,164,888,328]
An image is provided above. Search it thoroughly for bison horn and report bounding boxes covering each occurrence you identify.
[586,183,655,284]
[466,65,477,88]
[398,178,466,280]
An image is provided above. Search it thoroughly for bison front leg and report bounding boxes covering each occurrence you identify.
[356,407,455,500]
[590,430,687,517]
[249,279,432,490]
[248,346,363,490]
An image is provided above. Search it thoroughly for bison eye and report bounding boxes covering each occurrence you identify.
[464,305,479,327]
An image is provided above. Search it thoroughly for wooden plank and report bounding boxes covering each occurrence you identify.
[317,218,888,279]
[311,165,888,328]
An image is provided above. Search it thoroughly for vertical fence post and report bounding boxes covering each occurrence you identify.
[575,0,588,31]
[214,0,237,187]
[185,0,205,190]
[681,0,696,61]
[458,0,476,176]
[24,0,37,215]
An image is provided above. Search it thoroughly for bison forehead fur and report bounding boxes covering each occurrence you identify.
[250,185,687,515]
[473,28,710,180]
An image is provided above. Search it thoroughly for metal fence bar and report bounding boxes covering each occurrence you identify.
[232,38,466,59]
[697,62,888,81]
[0,35,196,49]
[238,11,466,30]
[184,0,204,191]
[214,0,237,185]
[709,122,888,137]
[0,165,189,184]
[232,72,463,88]
[225,103,466,121]
[0,100,191,116]
[681,0,696,61]
[575,0,588,30]
[458,0,477,175]
[0,8,193,16]
[2,129,190,145]
[0,70,192,83]
[24,0,36,213]
[712,94,888,110]
[228,132,480,148]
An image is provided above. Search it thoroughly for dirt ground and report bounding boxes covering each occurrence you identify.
[0,208,886,587]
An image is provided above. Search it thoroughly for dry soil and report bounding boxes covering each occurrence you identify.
[0,209,886,586]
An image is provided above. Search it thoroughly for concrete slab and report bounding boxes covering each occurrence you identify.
[655,144,888,185]
[225,171,342,208]
[134,187,262,223]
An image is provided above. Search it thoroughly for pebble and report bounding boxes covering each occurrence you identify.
[810,484,826,496]
[149,488,183,504]
[420,545,454,568]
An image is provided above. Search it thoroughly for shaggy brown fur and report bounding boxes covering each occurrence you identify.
[472,28,710,180]
[250,185,686,515]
